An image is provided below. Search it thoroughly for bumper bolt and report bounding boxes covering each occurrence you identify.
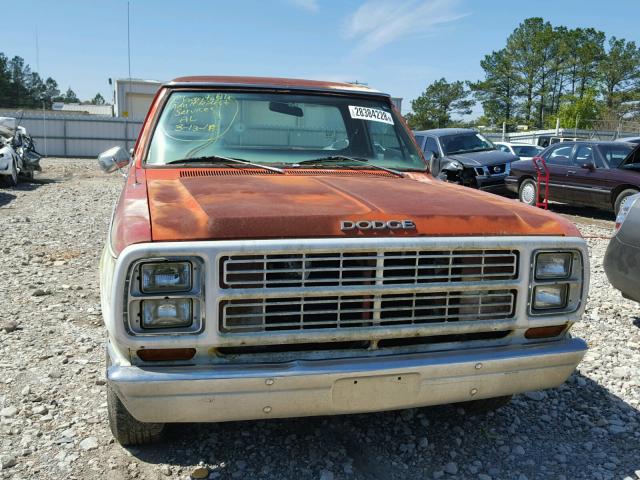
[470,388,478,396]
[265,378,274,385]
[263,406,272,414]
[475,363,483,370]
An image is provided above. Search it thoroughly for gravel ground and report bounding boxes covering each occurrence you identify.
[0,158,639,480]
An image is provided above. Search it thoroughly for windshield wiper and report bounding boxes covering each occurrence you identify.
[292,156,405,177]
[166,155,284,174]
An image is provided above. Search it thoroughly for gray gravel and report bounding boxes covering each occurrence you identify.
[0,158,639,480]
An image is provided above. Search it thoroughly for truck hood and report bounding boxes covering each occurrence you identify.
[445,149,517,166]
[145,169,578,241]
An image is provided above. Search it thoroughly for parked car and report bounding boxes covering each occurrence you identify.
[604,192,640,302]
[98,76,589,445]
[536,135,587,148]
[0,138,20,187]
[506,141,639,214]
[494,142,544,160]
[412,128,518,192]
[0,117,42,186]
[616,136,640,144]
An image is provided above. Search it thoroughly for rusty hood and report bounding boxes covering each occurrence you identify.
[145,169,579,241]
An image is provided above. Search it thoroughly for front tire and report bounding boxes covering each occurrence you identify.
[518,178,538,206]
[107,384,165,445]
[614,188,639,216]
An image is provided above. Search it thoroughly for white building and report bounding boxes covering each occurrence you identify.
[114,78,162,120]
[52,102,113,116]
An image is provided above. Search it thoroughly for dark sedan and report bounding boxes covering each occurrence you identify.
[413,128,518,192]
[604,193,640,302]
[505,141,639,214]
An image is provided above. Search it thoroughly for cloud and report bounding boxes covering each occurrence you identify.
[286,0,319,13]
[344,0,466,55]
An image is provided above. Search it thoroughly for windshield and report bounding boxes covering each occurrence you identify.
[599,144,635,167]
[146,91,424,171]
[512,145,543,157]
[440,132,495,155]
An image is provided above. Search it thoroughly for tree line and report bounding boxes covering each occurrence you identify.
[406,17,640,132]
[0,53,105,109]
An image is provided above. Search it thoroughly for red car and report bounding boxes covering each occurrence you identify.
[505,141,639,214]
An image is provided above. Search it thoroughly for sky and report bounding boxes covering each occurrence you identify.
[3,0,640,115]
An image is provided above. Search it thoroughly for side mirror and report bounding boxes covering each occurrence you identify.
[428,153,436,173]
[581,162,596,172]
[98,146,131,174]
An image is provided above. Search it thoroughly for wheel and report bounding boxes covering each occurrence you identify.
[0,158,18,187]
[614,188,639,215]
[518,178,538,206]
[107,384,164,445]
[457,395,513,416]
[106,349,164,446]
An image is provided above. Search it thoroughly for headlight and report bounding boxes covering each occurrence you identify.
[141,298,192,329]
[533,285,567,309]
[530,250,583,315]
[127,257,203,335]
[141,262,191,293]
[535,252,572,279]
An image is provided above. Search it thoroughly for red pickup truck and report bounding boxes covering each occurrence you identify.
[98,76,589,445]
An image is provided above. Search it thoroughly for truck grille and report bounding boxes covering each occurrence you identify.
[475,164,507,176]
[221,249,518,289]
[220,289,516,333]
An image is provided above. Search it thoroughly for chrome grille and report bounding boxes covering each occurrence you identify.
[221,249,518,289]
[220,290,516,333]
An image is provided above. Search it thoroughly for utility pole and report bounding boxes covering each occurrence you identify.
[35,26,40,73]
[36,26,47,156]
[127,0,133,119]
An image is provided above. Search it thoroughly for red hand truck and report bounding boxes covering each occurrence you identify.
[531,156,549,209]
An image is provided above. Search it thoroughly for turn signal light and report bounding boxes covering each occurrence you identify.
[524,325,567,339]
[137,348,196,362]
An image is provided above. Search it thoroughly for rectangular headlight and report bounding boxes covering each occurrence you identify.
[533,284,568,310]
[141,262,191,293]
[141,298,193,329]
[535,252,572,279]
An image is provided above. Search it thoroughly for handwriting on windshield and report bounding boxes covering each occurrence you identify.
[169,94,236,135]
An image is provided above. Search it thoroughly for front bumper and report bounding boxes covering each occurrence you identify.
[504,177,519,194]
[108,338,587,423]
[475,173,509,193]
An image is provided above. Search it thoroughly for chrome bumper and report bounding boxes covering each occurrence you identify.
[108,338,586,423]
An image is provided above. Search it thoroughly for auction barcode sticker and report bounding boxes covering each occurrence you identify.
[348,106,394,125]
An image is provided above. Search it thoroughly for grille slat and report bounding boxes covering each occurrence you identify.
[222,249,518,289]
[221,290,516,333]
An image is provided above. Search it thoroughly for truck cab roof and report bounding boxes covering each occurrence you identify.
[166,76,387,97]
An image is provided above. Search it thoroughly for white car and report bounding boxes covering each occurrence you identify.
[0,141,19,187]
[494,142,544,161]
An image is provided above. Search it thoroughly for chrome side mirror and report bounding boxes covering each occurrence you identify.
[428,153,436,173]
[98,146,131,174]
